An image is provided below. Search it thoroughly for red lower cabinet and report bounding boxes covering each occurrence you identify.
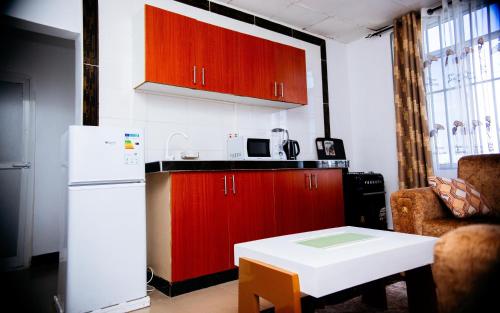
[310,170,345,230]
[166,169,343,282]
[275,169,345,235]
[227,171,277,265]
[170,172,231,282]
[170,171,277,281]
[274,170,314,235]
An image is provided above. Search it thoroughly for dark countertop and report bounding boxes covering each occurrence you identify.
[146,160,350,173]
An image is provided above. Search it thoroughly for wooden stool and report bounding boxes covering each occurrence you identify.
[238,257,302,313]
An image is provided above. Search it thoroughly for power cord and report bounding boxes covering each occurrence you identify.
[147,266,155,293]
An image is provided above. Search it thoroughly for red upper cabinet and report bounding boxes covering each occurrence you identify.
[145,5,197,88]
[138,5,308,107]
[196,21,237,94]
[234,38,308,104]
[274,43,308,105]
[233,33,276,101]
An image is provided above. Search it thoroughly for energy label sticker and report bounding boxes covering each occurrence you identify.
[124,133,140,149]
[124,133,140,165]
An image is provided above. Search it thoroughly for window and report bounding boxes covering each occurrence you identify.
[423,2,500,169]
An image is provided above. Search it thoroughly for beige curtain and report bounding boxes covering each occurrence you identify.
[393,12,433,189]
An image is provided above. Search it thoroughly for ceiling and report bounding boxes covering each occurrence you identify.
[216,0,439,43]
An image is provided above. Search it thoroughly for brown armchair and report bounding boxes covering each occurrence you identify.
[432,224,500,313]
[391,154,500,313]
[390,153,500,237]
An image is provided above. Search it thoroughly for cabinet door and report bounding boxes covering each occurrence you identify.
[196,21,236,94]
[170,172,230,282]
[274,170,314,235]
[310,169,345,230]
[145,5,196,88]
[233,33,276,100]
[227,171,276,265]
[274,43,308,105]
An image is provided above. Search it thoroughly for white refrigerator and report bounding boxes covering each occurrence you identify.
[55,126,150,313]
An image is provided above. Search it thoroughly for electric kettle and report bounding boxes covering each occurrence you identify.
[284,140,300,160]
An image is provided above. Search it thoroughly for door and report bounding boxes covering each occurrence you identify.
[0,74,34,271]
[227,171,276,265]
[274,43,307,105]
[170,172,230,281]
[67,126,145,184]
[310,169,345,230]
[196,21,236,94]
[66,183,146,312]
[234,33,275,100]
[286,46,307,104]
[274,170,314,235]
[145,5,197,88]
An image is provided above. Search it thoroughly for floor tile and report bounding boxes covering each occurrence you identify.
[171,286,237,313]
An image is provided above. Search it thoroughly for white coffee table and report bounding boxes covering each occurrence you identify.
[234,226,438,312]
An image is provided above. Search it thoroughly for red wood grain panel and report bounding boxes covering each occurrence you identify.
[310,169,345,230]
[170,172,231,282]
[144,5,307,105]
[274,43,308,105]
[145,5,196,88]
[195,21,236,94]
[288,46,308,105]
[227,171,277,265]
[233,33,276,100]
[274,170,314,235]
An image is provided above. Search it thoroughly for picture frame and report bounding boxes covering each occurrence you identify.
[315,138,346,160]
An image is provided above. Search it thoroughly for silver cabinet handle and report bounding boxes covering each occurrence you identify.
[232,175,236,195]
[193,65,196,84]
[362,191,386,196]
[313,174,318,189]
[202,67,205,86]
[306,174,312,190]
[274,81,278,97]
[223,175,227,196]
[12,162,31,169]
[280,82,284,98]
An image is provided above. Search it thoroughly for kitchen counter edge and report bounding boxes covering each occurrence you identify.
[146,160,350,173]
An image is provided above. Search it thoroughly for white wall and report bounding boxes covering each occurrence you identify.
[327,33,398,229]
[5,0,83,125]
[2,30,76,255]
[4,0,82,37]
[99,0,325,161]
[3,0,85,256]
[327,40,353,159]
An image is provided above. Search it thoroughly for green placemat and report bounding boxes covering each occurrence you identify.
[296,232,376,249]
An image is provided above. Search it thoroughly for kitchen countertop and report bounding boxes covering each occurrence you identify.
[145,160,350,173]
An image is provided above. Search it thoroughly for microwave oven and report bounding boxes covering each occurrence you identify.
[227,136,272,160]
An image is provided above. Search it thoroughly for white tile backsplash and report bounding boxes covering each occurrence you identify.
[99,0,325,162]
[187,99,235,128]
[145,121,189,151]
[144,93,190,123]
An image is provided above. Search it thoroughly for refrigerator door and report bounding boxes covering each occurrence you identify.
[66,183,146,313]
[68,126,144,184]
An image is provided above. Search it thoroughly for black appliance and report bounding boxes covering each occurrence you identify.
[343,172,387,230]
[283,140,300,160]
[315,138,346,160]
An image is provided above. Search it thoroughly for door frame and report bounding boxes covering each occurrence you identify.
[0,71,36,270]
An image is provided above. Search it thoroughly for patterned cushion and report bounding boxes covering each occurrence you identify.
[428,176,492,218]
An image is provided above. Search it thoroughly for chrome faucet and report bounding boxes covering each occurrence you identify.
[165,131,189,160]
